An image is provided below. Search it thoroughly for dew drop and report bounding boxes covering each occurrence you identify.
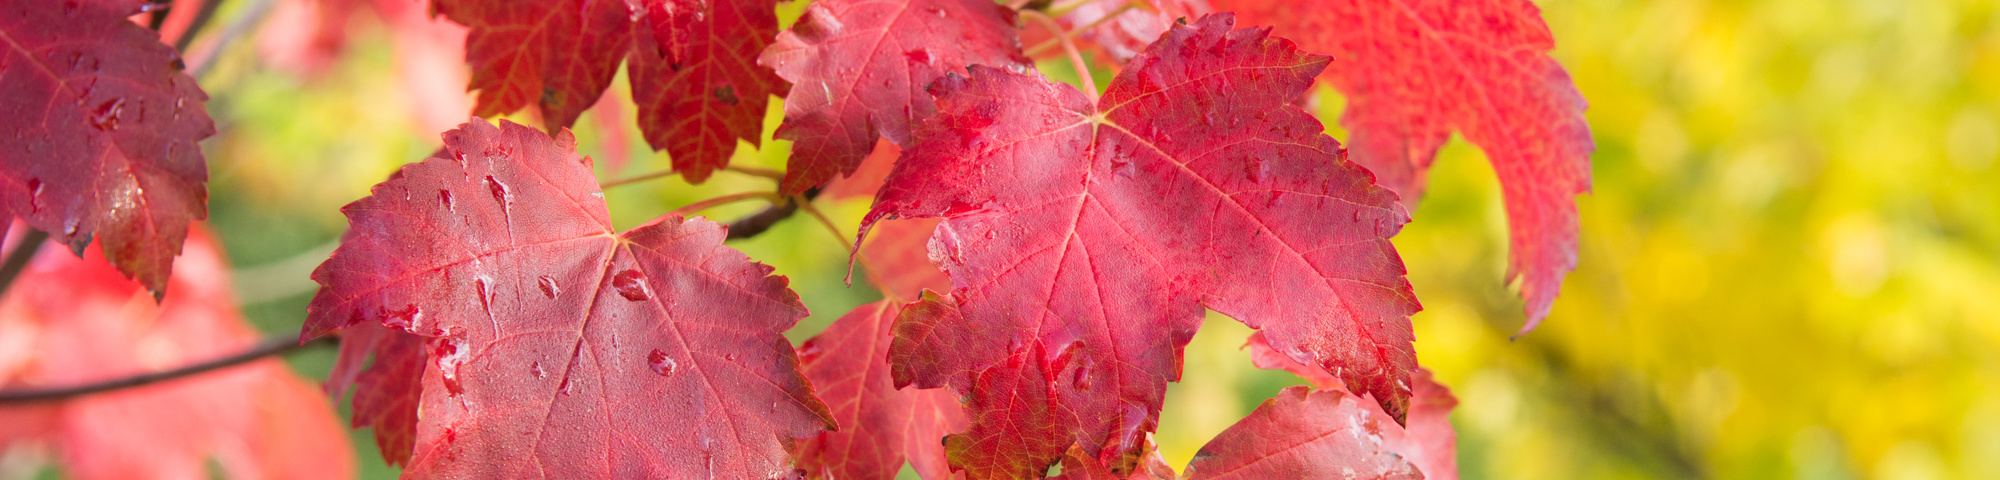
[474,276,494,311]
[538,275,561,298]
[529,361,545,378]
[612,269,650,301]
[484,175,511,205]
[434,337,470,395]
[647,349,679,376]
[558,377,574,395]
[26,178,42,212]
[61,217,79,236]
[439,189,455,212]
[382,304,423,330]
[89,97,124,131]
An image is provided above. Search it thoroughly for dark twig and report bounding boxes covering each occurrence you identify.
[0,334,336,404]
[170,0,229,52]
[145,2,171,31]
[172,0,228,52]
[191,0,278,78]
[725,188,822,241]
[0,229,49,300]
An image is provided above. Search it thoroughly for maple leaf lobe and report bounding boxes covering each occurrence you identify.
[796,300,966,480]
[436,0,632,131]
[1211,0,1595,332]
[759,0,1031,194]
[866,14,1421,478]
[0,0,216,294]
[629,0,789,183]
[306,119,832,479]
[1181,387,1420,480]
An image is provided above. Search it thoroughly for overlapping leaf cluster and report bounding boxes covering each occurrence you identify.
[0,0,1592,478]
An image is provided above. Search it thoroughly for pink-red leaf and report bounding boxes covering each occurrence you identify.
[864,15,1419,477]
[303,119,833,478]
[759,0,1031,195]
[796,300,966,480]
[628,0,788,183]
[325,321,427,466]
[0,228,352,480]
[1180,386,1420,480]
[1211,0,1594,332]
[0,0,215,294]
[1247,331,1459,480]
[435,0,632,131]
[1051,441,1174,480]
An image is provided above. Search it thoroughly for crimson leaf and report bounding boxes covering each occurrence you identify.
[325,321,426,466]
[1210,0,1595,332]
[796,300,965,480]
[760,0,1031,195]
[1180,386,1420,480]
[0,0,215,294]
[628,0,788,183]
[304,119,833,478]
[863,14,1419,477]
[434,0,632,131]
[1247,331,1460,480]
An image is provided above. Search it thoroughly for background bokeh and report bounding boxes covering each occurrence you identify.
[127,0,2000,478]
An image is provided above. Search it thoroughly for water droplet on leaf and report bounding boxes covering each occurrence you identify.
[647,349,679,376]
[538,275,561,298]
[612,269,650,301]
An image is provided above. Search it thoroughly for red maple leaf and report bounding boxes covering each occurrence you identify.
[1209,0,1595,332]
[759,0,1031,195]
[823,140,954,301]
[1179,386,1421,479]
[0,0,216,294]
[1246,331,1459,480]
[0,227,352,480]
[325,321,427,465]
[796,300,966,480]
[303,119,834,478]
[628,0,789,183]
[862,15,1419,477]
[1051,440,1175,480]
[434,0,633,131]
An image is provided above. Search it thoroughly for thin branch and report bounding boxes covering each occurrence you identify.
[1024,2,1136,58]
[172,0,229,53]
[146,1,172,32]
[724,165,786,181]
[0,334,336,404]
[1041,0,1103,18]
[232,239,339,305]
[666,192,785,220]
[793,195,854,252]
[190,0,278,78]
[0,229,49,300]
[601,169,681,189]
[724,188,821,241]
[1021,10,1098,102]
[601,164,787,190]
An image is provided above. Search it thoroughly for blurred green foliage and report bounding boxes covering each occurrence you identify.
[171,0,2000,478]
